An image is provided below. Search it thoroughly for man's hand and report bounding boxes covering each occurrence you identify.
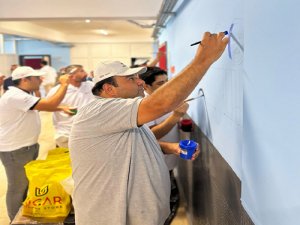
[190,143,200,161]
[155,51,164,60]
[58,74,70,86]
[159,142,181,155]
[159,141,201,161]
[58,106,77,116]
[173,102,189,118]
[193,31,229,67]
[147,51,165,67]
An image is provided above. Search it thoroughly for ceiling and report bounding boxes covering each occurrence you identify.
[0,0,164,43]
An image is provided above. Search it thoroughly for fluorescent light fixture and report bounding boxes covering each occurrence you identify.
[98,29,109,35]
[85,19,91,23]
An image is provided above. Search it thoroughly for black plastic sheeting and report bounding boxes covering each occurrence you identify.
[177,124,254,225]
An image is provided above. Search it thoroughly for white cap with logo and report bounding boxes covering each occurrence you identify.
[12,66,45,80]
[93,61,147,84]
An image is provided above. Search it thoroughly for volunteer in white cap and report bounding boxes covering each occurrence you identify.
[0,66,71,222]
[69,31,228,225]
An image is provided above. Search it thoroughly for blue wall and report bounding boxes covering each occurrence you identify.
[3,35,15,54]
[16,39,70,70]
[159,0,243,177]
[159,0,300,224]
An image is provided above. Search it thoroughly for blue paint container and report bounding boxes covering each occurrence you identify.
[179,140,197,160]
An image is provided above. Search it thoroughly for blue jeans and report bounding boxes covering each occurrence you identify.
[0,143,39,221]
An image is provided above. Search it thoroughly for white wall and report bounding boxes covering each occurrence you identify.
[70,42,153,72]
[0,54,18,76]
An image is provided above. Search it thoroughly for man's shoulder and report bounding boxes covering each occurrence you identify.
[0,87,34,106]
[5,86,28,96]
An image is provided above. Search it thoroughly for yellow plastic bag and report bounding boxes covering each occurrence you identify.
[22,148,72,218]
[46,147,69,159]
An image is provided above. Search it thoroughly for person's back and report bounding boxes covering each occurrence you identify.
[41,65,57,83]
[40,60,57,95]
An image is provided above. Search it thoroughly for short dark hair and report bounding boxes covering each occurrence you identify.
[12,79,21,86]
[40,60,48,66]
[12,76,39,86]
[92,77,118,96]
[139,66,167,85]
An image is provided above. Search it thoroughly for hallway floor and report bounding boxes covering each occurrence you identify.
[0,112,189,225]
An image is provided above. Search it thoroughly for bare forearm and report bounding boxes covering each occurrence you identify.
[151,114,181,139]
[46,105,67,112]
[138,32,228,125]
[147,58,159,67]
[159,141,180,155]
[151,62,209,111]
[34,84,68,111]
[140,62,210,123]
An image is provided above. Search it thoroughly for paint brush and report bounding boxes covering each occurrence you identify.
[184,93,204,103]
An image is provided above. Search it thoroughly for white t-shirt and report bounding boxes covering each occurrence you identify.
[0,86,41,152]
[69,97,170,225]
[46,81,95,140]
[40,65,57,85]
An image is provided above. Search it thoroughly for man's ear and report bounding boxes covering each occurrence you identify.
[102,83,117,97]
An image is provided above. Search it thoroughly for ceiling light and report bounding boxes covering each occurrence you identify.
[98,29,109,36]
[85,19,91,23]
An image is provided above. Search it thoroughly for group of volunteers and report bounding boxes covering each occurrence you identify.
[0,31,228,225]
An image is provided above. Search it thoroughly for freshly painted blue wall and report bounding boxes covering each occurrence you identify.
[159,0,300,224]
[242,0,300,224]
[4,38,15,54]
[159,0,243,177]
[16,39,70,70]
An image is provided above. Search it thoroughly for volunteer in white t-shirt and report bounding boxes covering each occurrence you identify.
[40,60,57,95]
[47,65,95,148]
[0,66,71,222]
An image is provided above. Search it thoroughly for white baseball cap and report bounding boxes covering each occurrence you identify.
[93,61,147,84]
[12,66,45,80]
[134,58,149,66]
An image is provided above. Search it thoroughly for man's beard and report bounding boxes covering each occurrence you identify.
[137,87,145,97]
